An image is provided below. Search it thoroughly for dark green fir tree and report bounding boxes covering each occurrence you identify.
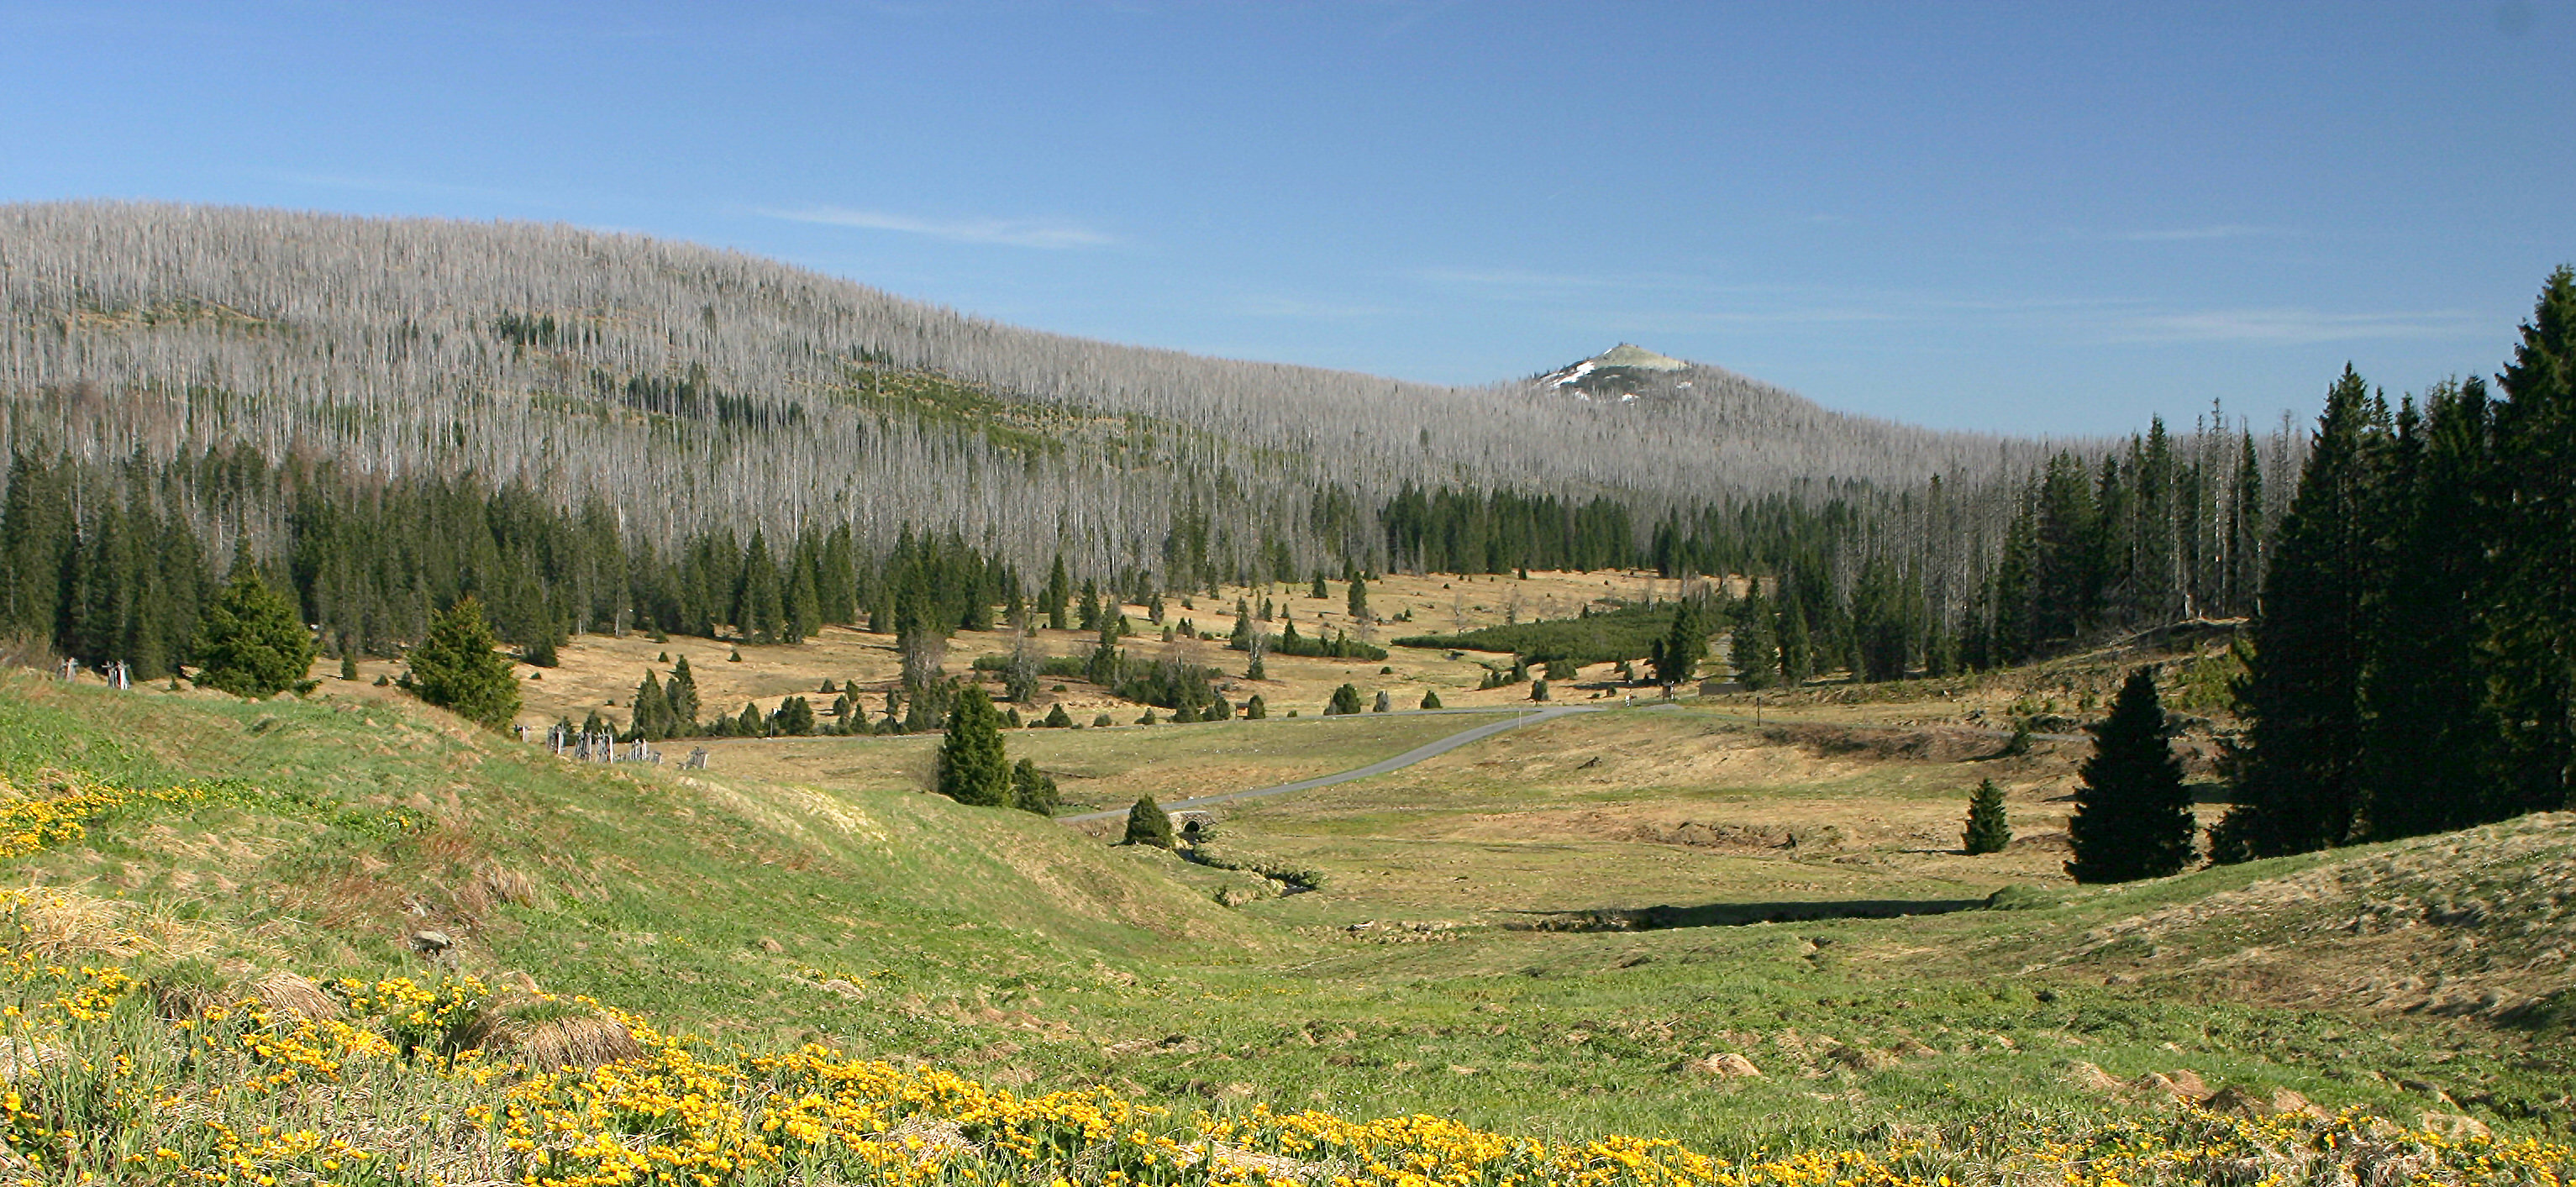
[1046,554,1071,630]
[2066,669,2195,883]
[1962,779,2011,854]
[935,685,1011,806]
[191,563,315,699]
[1124,796,1174,848]
[629,670,672,739]
[1012,758,1059,816]
[2486,265,2576,819]
[405,596,520,727]
[2213,368,2384,861]
[666,655,702,733]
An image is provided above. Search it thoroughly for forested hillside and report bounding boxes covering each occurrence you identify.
[0,202,2300,680]
[2211,268,2576,860]
[1,202,2037,569]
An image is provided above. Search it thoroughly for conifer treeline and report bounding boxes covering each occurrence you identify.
[1613,406,2289,688]
[1,435,2289,692]
[0,448,1034,676]
[1,444,1901,681]
[1969,416,2273,667]
[2216,267,2576,857]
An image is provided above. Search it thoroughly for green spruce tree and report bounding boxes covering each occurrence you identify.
[772,695,817,736]
[405,597,520,727]
[1778,595,1815,684]
[2066,669,2195,883]
[1046,555,1070,630]
[1012,758,1059,816]
[1124,797,1175,848]
[1962,779,2011,854]
[191,563,316,699]
[2214,367,2385,861]
[739,530,785,644]
[1651,599,1705,686]
[1732,592,1779,690]
[666,655,702,734]
[630,670,671,739]
[782,549,819,643]
[2357,382,2502,838]
[935,685,1011,806]
[2486,265,2576,818]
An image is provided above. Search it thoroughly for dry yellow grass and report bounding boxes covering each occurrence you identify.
[300,569,1701,735]
[447,995,648,1072]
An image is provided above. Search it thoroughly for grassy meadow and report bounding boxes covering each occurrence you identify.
[2,618,2571,1184]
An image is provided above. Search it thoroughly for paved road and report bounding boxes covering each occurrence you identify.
[1056,704,1602,825]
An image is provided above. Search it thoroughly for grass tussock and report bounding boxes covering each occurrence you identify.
[445,994,644,1072]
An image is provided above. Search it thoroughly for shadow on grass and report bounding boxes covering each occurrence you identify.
[1505,897,1989,932]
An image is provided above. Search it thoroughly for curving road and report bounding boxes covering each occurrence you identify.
[1055,704,1601,825]
[1052,698,2085,827]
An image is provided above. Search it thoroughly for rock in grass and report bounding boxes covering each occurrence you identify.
[887,1116,974,1156]
[408,929,453,955]
[2268,1089,2330,1119]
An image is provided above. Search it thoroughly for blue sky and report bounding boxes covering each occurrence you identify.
[2,2,2568,434]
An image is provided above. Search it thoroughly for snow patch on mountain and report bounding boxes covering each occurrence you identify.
[1543,344,1692,402]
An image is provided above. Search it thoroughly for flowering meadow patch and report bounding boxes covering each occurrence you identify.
[0,769,2570,1186]
[0,774,234,859]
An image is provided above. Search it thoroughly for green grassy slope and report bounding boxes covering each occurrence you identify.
[0,673,1275,1055]
[2,671,2569,1174]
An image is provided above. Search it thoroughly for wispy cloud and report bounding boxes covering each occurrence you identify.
[760,204,1115,249]
[1411,265,1612,291]
[1609,307,1908,331]
[1415,260,2484,350]
[2095,307,2484,344]
[2112,223,2284,243]
[1409,265,1724,296]
[1230,296,1399,320]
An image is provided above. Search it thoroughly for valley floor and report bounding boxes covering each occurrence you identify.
[0,617,2568,1184]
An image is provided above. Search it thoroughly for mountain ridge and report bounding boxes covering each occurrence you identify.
[0,201,2074,576]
